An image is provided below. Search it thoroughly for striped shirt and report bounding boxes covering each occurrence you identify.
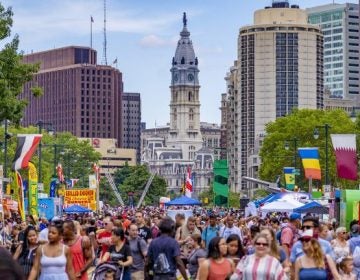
[231,254,287,280]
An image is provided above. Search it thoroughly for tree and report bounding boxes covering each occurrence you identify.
[259,109,357,190]
[0,3,42,124]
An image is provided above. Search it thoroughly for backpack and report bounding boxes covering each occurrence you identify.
[153,252,171,274]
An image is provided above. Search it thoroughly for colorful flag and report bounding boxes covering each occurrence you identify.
[331,134,358,181]
[16,171,25,221]
[70,179,79,188]
[12,134,42,171]
[50,178,57,197]
[28,162,38,217]
[56,163,65,183]
[298,148,321,180]
[283,167,295,190]
[185,166,193,197]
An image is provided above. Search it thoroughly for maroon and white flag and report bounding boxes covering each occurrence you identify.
[331,134,358,181]
[12,134,42,171]
[185,166,193,198]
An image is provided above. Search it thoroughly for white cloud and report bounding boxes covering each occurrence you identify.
[139,34,177,48]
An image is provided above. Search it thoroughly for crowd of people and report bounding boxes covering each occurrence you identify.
[0,206,359,280]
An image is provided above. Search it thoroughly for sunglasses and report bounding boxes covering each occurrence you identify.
[300,237,312,243]
[255,242,269,247]
[301,225,314,230]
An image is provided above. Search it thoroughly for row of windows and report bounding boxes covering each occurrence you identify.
[324,63,343,69]
[81,90,113,97]
[81,132,111,138]
[81,69,112,76]
[309,11,343,24]
[81,76,111,83]
[81,83,112,90]
[324,35,342,42]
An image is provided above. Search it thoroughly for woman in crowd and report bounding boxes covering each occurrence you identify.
[260,228,290,272]
[28,222,75,280]
[198,237,234,280]
[101,228,133,280]
[226,234,245,265]
[319,223,331,241]
[331,226,350,263]
[294,231,340,280]
[230,233,286,280]
[187,233,206,279]
[13,226,39,278]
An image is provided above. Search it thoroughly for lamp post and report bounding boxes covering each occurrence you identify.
[313,124,331,186]
[3,120,11,179]
[36,120,54,183]
[284,137,298,169]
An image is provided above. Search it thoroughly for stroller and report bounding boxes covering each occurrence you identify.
[91,261,124,280]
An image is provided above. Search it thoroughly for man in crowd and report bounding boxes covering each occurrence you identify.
[281,213,301,257]
[219,215,243,241]
[135,211,152,244]
[63,220,94,280]
[128,224,148,280]
[96,217,113,259]
[201,214,219,248]
[349,224,360,278]
[145,217,188,280]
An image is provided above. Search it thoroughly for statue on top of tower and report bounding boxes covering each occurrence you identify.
[183,12,187,27]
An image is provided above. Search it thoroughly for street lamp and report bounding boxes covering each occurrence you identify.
[313,124,331,186]
[36,120,54,183]
[284,137,298,169]
[2,120,12,179]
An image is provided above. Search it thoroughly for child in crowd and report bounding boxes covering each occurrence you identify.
[339,256,356,280]
[104,269,116,280]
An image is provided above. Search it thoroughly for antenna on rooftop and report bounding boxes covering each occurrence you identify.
[102,0,108,65]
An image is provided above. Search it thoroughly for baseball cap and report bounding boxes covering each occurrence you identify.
[289,213,301,221]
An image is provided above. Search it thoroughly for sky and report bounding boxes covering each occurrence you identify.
[1,0,359,127]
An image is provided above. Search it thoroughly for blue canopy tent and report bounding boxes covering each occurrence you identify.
[64,205,92,213]
[293,201,328,214]
[165,195,201,206]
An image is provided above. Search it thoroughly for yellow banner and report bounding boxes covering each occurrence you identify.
[16,171,25,221]
[28,162,38,217]
[64,189,96,211]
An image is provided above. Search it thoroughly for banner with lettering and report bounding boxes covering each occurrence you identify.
[28,162,38,217]
[64,189,96,211]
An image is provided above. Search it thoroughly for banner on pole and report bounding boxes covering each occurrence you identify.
[16,171,25,221]
[28,162,38,217]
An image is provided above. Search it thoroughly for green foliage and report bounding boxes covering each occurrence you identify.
[198,188,240,208]
[100,165,167,206]
[0,3,42,125]
[1,125,101,193]
[252,189,271,200]
[259,109,357,190]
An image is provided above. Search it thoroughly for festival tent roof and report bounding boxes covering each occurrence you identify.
[293,201,329,214]
[165,195,201,206]
[260,198,304,212]
[63,205,92,213]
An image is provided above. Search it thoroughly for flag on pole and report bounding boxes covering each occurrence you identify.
[283,167,295,190]
[93,163,100,183]
[91,16,94,22]
[12,134,42,171]
[16,171,25,221]
[56,164,65,183]
[298,148,321,180]
[70,178,79,188]
[113,58,118,64]
[185,166,193,197]
[331,134,358,181]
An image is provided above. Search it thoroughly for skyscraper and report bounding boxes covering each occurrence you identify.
[307,3,360,100]
[227,1,324,192]
[122,92,141,163]
[20,46,123,146]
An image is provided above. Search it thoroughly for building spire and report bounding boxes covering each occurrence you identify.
[183,12,187,27]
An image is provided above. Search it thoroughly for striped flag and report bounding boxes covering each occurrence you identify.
[185,166,193,197]
[331,134,358,181]
[12,134,42,171]
[298,148,321,180]
[283,167,295,190]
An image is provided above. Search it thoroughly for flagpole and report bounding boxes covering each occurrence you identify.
[90,16,93,49]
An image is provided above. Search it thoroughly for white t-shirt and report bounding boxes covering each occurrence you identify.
[39,228,48,242]
[220,225,243,241]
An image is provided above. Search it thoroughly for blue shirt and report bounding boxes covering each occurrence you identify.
[290,238,335,263]
[201,225,219,248]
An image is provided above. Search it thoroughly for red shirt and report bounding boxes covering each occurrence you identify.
[69,236,88,280]
[97,231,112,258]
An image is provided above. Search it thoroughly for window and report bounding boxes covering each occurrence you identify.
[189,108,194,121]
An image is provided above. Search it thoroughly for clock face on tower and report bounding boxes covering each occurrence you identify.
[188,73,194,82]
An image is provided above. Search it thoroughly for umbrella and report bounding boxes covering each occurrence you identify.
[293,201,329,214]
[63,204,92,213]
[165,195,201,206]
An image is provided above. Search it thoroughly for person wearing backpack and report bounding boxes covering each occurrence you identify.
[128,224,148,280]
[280,213,301,257]
[145,217,188,280]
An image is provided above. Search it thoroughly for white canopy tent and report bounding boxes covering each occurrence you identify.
[260,198,304,213]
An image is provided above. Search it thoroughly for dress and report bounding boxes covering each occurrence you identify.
[299,268,327,280]
[39,245,68,280]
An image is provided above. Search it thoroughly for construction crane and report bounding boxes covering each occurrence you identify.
[136,172,156,208]
[104,170,124,206]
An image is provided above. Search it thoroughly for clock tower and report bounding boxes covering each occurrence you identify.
[168,13,203,160]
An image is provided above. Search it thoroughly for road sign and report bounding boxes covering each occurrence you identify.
[292,169,300,175]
